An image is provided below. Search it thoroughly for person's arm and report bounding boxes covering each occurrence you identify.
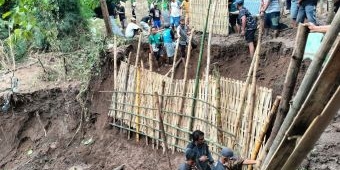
[177,26,181,37]
[241,15,246,35]
[305,23,330,33]
[243,159,258,165]
[261,0,271,13]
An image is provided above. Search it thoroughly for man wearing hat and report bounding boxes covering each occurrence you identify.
[213,147,257,170]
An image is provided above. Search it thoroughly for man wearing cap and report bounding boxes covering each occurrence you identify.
[213,147,257,170]
[125,18,141,38]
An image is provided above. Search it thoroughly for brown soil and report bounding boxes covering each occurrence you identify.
[0,25,338,170]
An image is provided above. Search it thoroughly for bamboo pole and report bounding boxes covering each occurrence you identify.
[189,0,212,133]
[260,24,309,163]
[254,96,281,169]
[154,91,173,170]
[203,0,218,132]
[214,66,223,144]
[245,14,264,158]
[135,67,141,142]
[175,28,195,147]
[281,86,340,170]
[164,59,182,78]
[99,0,113,35]
[262,10,340,170]
[149,53,153,71]
[171,39,180,81]
[121,53,132,134]
[135,33,142,67]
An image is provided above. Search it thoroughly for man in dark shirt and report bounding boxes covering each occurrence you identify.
[235,0,257,58]
[178,149,198,170]
[149,4,162,28]
[296,0,317,25]
[117,3,126,29]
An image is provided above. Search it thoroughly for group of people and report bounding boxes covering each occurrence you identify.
[178,130,257,170]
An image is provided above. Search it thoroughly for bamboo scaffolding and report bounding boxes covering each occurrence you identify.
[189,0,212,133]
[262,10,340,170]
[260,24,309,164]
[281,86,340,170]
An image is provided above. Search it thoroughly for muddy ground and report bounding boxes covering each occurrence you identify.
[0,25,339,169]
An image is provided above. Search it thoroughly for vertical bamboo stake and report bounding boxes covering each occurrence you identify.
[154,92,173,170]
[261,24,309,163]
[135,67,141,142]
[245,14,264,158]
[262,10,340,170]
[135,33,142,67]
[149,53,153,71]
[253,96,281,170]
[156,81,166,149]
[214,66,223,144]
[174,28,195,148]
[171,39,180,81]
[281,86,340,170]
[99,0,113,35]
[189,0,212,133]
[113,35,118,123]
[121,52,132,134]
[203,0,218,132]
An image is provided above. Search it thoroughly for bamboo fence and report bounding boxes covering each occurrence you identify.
[107,62,272,159]
[190,0,229,35]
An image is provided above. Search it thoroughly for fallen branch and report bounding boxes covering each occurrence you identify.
[164,59,182,78]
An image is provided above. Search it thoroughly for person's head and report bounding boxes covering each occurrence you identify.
[131,17,136,23]
[234,0,244,9]
[185,148,197,166]
[191,130,205,145]
[186,0,189,2]
[180,18,185,26]
[151,26,158,34]
[154,3,158,9]
[220,147,237,164]
[164,23,170,29]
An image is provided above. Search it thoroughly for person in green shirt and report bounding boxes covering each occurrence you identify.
[148,26,164,67]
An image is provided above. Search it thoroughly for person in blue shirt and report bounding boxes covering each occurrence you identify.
[235,0,257,58]
[186,130,214,170]
[162,23,175,65]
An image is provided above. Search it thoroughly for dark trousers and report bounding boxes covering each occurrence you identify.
[179,44,186,58]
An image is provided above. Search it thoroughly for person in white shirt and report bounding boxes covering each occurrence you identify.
[125,18,141,38]
[170,0,181,30]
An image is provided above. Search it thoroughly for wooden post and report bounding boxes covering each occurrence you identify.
[135,67,141,142]
[262,10,340,170]
[203,0,218,132]
[171,39,180,81]
[214,66,223,144]
[149,53,153,71]
[189,0,212,133]
[254,96,281,169]
[154,92,173,170]
[135,33,142,67]
[174,29,195,147]
[99,0,113,35]
[261,24,309,162]
[281,86,340,170]
[121,52,132,134]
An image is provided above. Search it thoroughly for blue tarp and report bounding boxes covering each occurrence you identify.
[303,33,324,60]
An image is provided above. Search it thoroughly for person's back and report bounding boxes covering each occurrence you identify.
[125,22,140,38]
[238,7,257,31]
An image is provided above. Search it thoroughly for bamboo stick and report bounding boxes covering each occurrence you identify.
[149,53,153,72]
[261,24,309,164]
[164,59,182,78]
[281,86,340,170]
[203,0,218,132]
[121,53,132,134]
[155,91,174,170]
[254,96,281,170]
[171,39,180,81]
[135,67,141,142]
[262,10,340,170]
[245,14,264,158]
[99,0,113,35]
[189,0,212,133]
[214,66,223,144]
[135,33,142,67]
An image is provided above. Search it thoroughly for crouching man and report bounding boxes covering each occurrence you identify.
[213,147,257,170]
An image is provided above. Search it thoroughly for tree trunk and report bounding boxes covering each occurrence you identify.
[99,0,113,35]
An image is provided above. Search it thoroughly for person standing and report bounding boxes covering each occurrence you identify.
[170,0,182,30]
[149,26,164,67]
[162,23,175,65]
[181,0,190,25]
[296,0,318,25]
[235,0,257,58]
[149,4,162,28]
[117,3,126,29]
[290,0,299,27]
[177,18,189,60]
[229,0,239,34]
[186,130,214,170]
[178,149,199,170]
[261,0,281,38]
[213,147,257,170]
